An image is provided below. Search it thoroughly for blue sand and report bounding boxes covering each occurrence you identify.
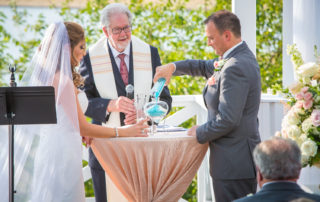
[146,104,166,117]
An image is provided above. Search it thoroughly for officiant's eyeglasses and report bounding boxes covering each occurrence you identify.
[111,25,132,34]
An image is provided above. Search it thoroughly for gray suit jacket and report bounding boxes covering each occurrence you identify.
[174,41,261,180]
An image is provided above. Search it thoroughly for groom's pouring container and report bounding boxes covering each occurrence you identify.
[150,77,166,100]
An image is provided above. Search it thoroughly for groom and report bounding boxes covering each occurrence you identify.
[80,3,172,202]
[154,10,261,201]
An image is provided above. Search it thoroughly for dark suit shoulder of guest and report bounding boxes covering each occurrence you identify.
[233,182,320,202]
[79,44,172,125]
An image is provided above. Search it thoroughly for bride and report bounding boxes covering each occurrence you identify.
[0,21,148,202]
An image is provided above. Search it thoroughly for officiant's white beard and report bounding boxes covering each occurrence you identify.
[109,36,130,52]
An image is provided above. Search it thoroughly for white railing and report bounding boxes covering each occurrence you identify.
[82,93,286,202]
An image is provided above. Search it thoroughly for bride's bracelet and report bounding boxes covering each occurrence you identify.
[114,127,119,137]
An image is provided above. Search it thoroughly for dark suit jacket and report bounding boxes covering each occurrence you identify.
[233,182,320,202]
[80,41,172,168]
[174,42,261,180]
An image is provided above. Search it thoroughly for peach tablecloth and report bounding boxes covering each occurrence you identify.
[91,131,208,202]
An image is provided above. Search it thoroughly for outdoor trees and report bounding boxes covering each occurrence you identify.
[0,0,283,200]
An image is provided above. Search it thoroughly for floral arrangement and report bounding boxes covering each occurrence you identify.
[213,58,228,72]
[207,58,229,86]
[277,44,320,167]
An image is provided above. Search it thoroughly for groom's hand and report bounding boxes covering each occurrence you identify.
[107,96,135,114]
[153,63,176,86]
[187,125,199,137]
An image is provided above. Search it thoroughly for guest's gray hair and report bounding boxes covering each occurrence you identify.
[100,3,133,28]
[253,137,301,180]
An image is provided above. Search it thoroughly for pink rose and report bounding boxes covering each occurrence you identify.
[311,109,320,126]
[303,99,313,109]
[304,92,313,101]
[295,101,304,108]
[214,61,219,68]
[296,92,304,100]
[301,87,309,93]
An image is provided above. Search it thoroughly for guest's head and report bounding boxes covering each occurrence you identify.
[100,3,132,52]
[203,10,241,56]
[64,22,86,87]
[253,137,302,188]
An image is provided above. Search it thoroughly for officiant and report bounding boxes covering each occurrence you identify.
[79,3,172,202]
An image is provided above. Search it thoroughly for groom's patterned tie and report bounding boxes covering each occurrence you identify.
[118,53,128,86]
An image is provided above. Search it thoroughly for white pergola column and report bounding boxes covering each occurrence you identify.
[283,0,294,87]
[293,0,320,62]
[232,0,256,56]
[283,0,320,87]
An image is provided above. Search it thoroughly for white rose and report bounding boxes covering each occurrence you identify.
[289,82,303,94]
[292,105,305,116]
[301,139,318,157]
[295,133,308,147]
[301,154,309,166]
[282,111,300,126]
[302,118,313,133]
[311,79,318,87]
[300,133,308,142]
[296,62,319,80]
[287,125,301,140]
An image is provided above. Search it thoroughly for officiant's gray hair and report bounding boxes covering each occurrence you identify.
[100,3,133,28]
[253,137,301,180]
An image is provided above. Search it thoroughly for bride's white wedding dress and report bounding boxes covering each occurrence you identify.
[0,22,85,202]
[28,106,85,202]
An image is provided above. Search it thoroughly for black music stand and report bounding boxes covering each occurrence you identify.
[0,68,56,202]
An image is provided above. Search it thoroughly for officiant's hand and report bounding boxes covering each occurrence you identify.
[153,63,175,86]
[187,125,199,137]
[107,96,135,114]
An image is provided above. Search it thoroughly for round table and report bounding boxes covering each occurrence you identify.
[91,131,208,202]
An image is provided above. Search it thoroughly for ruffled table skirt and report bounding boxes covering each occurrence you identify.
[91,131,208,202]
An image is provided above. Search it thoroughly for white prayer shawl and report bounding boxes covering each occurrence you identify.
[89,35,153,127]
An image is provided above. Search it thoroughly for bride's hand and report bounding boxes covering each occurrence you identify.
[118,118,149,137]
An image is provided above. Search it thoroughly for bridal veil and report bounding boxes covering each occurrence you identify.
[0,22,85,202]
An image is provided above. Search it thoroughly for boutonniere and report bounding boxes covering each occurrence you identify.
[214,58,228,72]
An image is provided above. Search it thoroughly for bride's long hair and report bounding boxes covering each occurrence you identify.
[64,21,85,88]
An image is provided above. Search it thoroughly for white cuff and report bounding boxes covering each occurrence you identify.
[172,63,177,73]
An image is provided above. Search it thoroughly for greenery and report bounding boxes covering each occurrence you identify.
[0,0,284,201]
[257,0,283,92]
